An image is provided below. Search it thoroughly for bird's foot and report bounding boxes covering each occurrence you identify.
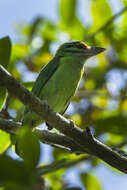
[69,119,75,130]
[46,122,53,130]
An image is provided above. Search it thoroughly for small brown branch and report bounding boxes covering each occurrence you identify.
[112,139,127,148]
[38,156,91,175]
[34,128,84,154]
[85,6,127,41]
[1,65,127,173]
[0,118,21,134]
[0,118,84,154]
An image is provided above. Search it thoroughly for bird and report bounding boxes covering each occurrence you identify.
[22,41,105,129]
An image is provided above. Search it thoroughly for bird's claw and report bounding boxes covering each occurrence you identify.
[46,122,53,130]
[69,119,75,130]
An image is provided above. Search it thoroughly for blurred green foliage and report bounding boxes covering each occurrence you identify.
[0,0,127,189]
[81,173,102,190]
[0,37,11,110]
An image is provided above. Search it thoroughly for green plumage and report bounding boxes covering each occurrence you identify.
[23,41,105,128]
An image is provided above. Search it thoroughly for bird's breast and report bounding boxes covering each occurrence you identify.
[40,58,84,113]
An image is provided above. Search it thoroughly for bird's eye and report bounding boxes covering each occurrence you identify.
[66,44,75,48]
[77,44,86,49]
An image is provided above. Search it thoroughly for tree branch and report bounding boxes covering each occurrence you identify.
[0,118,84,154]
[0,118,21,134]
[85,6,127,41]
[34,128,84,154]
[1,65,127,173]
[37,156,91,175]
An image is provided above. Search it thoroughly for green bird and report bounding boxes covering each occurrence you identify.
[23,41,105,128]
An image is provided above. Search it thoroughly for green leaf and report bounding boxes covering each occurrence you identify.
[28,17,43,43]
[53,146,68,160]
[0,187,4,190]
[10,98,23,110]
[91,0,112,30]
[95,112,127,135]
[23,81,34,91]
[0,36,11,68]
[0,130,11,153]
[122,0,127,6]
[81,173,102,190]
[0,88,7,111]
[0,154,36,190]
[42,21,56,43]
[0,36,11,111]
[11,44,28,62]
[18,127,40,169]
[60,0,77,25]
[61,17,87,40]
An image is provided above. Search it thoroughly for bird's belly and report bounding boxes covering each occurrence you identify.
[40,67,82,113]
[40,79,72,113]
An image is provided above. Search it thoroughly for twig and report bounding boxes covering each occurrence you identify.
[1,65,127,173]
[112,140,127,148]
[0,118,21,134]
[34,128,84,154]
[38,156,91,175]
[0,118,84,154]
[85,6,127,41]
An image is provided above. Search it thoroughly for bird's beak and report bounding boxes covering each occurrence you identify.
[85,46,106,56]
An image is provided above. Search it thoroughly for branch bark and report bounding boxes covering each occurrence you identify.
[1,65,127,173]
[34,128,84,154]
[0,118,84,154]
[0,118,21,134]
[37,156,91,175]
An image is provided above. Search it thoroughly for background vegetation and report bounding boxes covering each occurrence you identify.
[0,0,127,189]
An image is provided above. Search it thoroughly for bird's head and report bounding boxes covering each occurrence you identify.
[56,41,105,60]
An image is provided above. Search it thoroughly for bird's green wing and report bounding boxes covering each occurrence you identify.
[22,56,61,126]
[61,103,70,115]
[60,95,71,115]
[32,56,60,97]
